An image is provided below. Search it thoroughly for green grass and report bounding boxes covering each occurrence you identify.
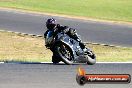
[0,0,132,22]
[0,30,132,62]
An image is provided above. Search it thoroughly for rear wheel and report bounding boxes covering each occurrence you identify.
[86,51,96,65]
[55,43,74,65]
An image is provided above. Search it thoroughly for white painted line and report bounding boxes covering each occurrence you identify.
[40,62,64,64]
[40,62,132,64]
[8,31,14,33]
[97,62,132,64]
[28,34,35,36]
[0,62,4,64]
[36,35,43,37]
[40,62,52,64]
[14,32,21,34]
[1,61,132,64]
[21,33,28,35]
[0,30,5,32]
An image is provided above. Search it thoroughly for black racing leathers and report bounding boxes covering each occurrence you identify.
[44,24,85,49]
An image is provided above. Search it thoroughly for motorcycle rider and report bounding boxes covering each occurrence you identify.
[44,18,86,50]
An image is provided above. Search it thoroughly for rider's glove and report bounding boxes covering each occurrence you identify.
[63,26,69,33]
[69,28,76,35]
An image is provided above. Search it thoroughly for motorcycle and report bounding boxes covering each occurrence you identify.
[44,30,96,65]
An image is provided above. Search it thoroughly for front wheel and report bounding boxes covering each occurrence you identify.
[55,43,74,65]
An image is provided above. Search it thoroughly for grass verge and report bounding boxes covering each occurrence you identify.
[0,30,132,62]
[0,0,132,22]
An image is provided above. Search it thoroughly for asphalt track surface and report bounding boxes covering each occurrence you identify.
[0,10,132,47]
[0,63,131,88]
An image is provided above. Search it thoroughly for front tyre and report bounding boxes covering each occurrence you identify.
[55,43,74,65]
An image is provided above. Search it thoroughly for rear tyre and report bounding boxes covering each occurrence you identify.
[86,51,96,65]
